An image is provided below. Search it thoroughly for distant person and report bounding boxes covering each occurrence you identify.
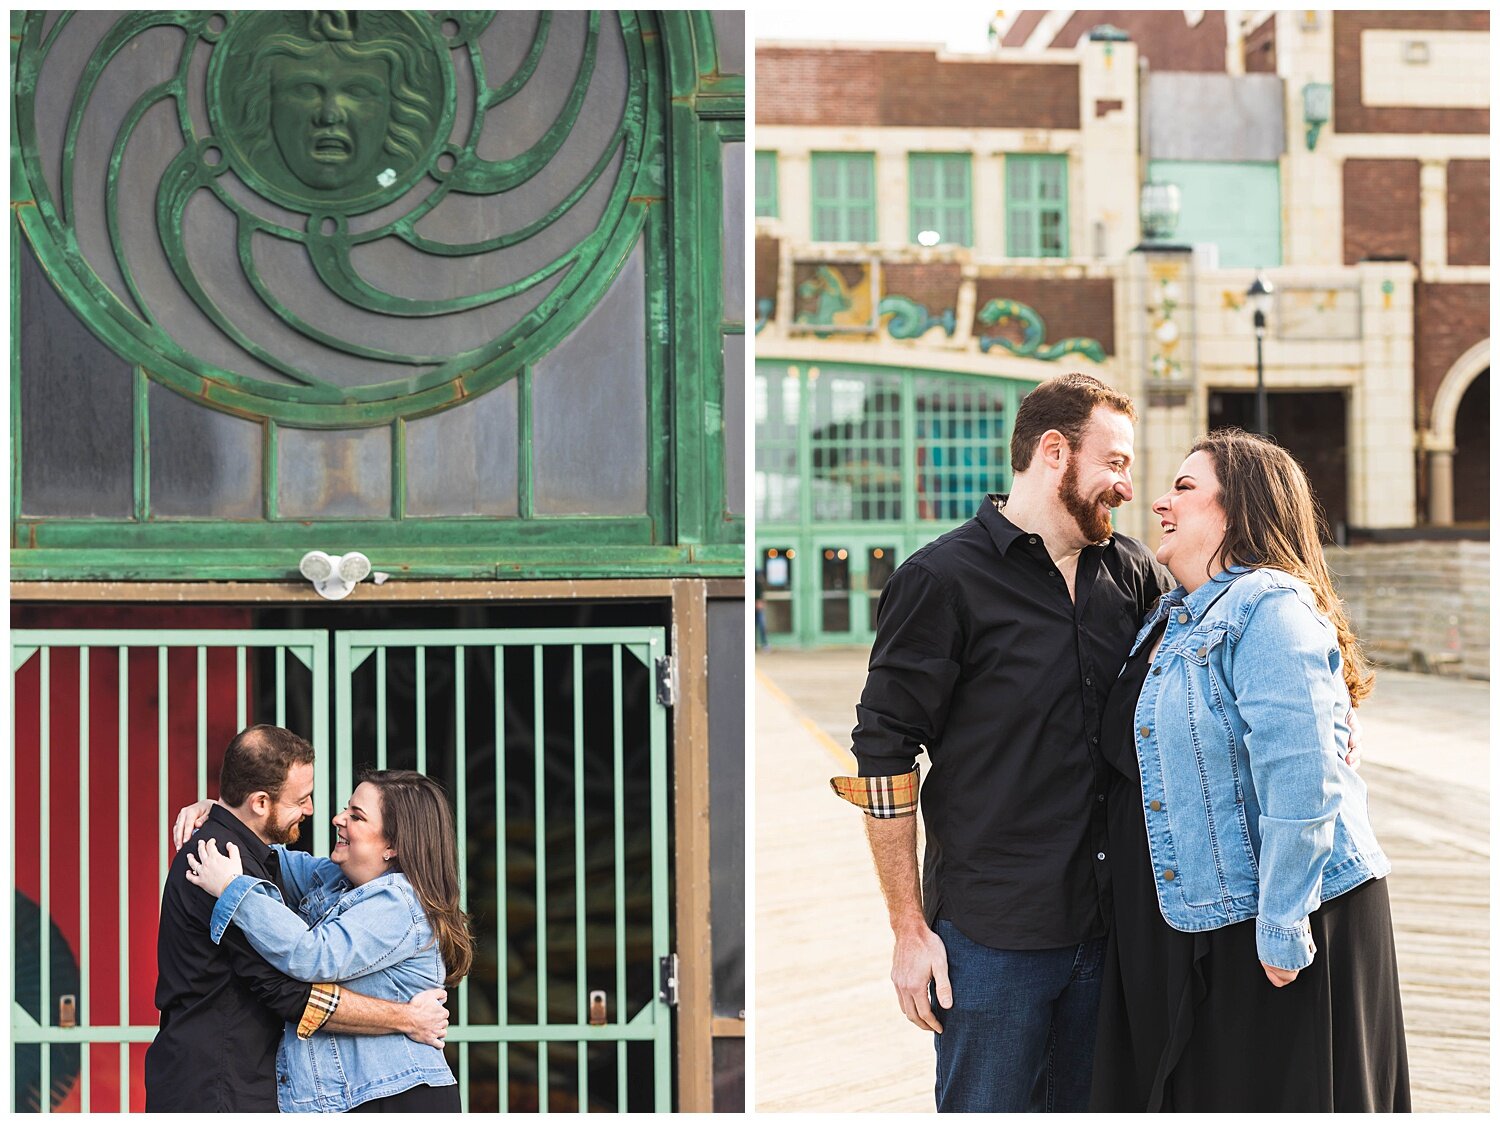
[755,570,769,649]
[1089,429,1408,1111]
[146,726,449,1111]
[181,769,473,1112]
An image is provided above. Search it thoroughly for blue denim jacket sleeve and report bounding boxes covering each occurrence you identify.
[1228,585,1344,971]
[212,874,422,983]
[272,846,341,909]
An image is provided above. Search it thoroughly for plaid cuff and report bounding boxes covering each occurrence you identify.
[296,982,341,1039]
[829,766,920,818]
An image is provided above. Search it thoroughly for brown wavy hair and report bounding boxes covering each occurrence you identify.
[361,769,474,984]
[1191,429,1373,705]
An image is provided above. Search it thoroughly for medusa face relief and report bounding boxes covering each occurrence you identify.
[209,10,452,214]
[268,50,393,192]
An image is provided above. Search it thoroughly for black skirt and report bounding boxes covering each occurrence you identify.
[1090,622,1411,1112]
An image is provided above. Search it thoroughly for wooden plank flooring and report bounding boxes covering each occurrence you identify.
[754,651,1489,1113]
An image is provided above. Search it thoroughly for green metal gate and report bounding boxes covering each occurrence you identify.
[12,625,671,1112]
[333,629,673,1112]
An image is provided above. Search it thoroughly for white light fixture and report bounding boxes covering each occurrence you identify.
[1139,181,1181,243]
[299,550,374,601]
[917,229,941,247]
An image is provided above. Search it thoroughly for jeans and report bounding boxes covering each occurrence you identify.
[932,919,1104,1113]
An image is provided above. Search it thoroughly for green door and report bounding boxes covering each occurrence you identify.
[806,538,901,646]
[12,625,672,1112]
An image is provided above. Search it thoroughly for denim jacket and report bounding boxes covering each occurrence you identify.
[1128,565,1390,971]
[209,850,453,1112]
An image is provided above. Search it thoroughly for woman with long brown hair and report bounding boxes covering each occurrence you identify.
[184,769,475,1113]
[1090,429,1409,1111]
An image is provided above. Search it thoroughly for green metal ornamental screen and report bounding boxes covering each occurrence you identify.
[12,626,671,1112]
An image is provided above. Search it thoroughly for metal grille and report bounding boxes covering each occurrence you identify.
[12,625,671,1112]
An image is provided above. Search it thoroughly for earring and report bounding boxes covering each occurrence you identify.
[384,852,393,862]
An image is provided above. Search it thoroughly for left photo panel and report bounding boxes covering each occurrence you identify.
[10,9,745,1112]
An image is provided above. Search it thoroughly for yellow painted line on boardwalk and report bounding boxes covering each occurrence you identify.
[756,667,856,771]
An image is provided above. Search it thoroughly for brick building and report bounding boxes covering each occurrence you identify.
[756,11,1487,663]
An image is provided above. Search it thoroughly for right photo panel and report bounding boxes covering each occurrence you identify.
[753,9,1488,1113]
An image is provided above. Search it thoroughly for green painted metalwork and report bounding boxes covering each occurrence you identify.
[11,11,745,580]
[332,627,674,1111]
[907,153,971,247]
[976,299,1106,363]
[14,11,643,424]
[878,296,956,340]
[11,629,330,1111]
[755,360,1041,646]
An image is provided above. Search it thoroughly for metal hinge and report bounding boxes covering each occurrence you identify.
[658,953,679,1006]
[654,655,677,707]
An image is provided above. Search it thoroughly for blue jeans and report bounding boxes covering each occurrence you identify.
[932,919,1104,1113]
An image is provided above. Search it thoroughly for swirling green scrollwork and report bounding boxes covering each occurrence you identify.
[977,298,1105,363]
[13,10,656,424]
[878,295,955,340]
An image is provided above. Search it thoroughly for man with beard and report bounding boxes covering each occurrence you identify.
[145,725,450,1111]
[831,374,1170,1112]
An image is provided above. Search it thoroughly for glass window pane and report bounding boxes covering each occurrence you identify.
[532,242,648,515]
[1006,157,1032,198]
[18,237,135,517]
[149,380,263,518]
[404,380,520,517]
[1009,210,1036,257]
[278,427,393,519]
[723,335,745,516]
[722,141,745,318]
[709,10,745,74]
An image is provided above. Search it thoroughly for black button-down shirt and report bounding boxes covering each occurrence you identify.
[144,804,313,1111]
[852,497,1171,950]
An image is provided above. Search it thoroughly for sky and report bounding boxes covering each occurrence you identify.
[752,6,1002,54]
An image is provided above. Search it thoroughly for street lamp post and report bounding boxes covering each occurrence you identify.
[1246,272,1274,435]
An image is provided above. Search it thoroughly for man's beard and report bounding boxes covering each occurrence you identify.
[1061,456,1119,543]
[264,805,303,845]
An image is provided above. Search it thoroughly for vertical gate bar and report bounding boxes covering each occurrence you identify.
[416,646,427,773]
[118,648,129,1107]
[333,636,352,863]
[455,647,470,1112]
[573,646,588,1112]
[40,648,51,1113]
[649,635,671,1109]
[310,637,331,859]
[494,647,509,1113]
[376,648,387,770]
[275,646,286,727]
[533,645,548,1111]
[612,646,626,1110]
[80,648,91,1111]
[236,647,247,732]
[196,647,208,798]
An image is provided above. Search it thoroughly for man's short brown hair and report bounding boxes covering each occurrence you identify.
[1009,373,1137,472]
[219,725,315,807]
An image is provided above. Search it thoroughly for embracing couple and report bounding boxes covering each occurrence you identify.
[834,374,1410,1112]
[143,726,471,1113]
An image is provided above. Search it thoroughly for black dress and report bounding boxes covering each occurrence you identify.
[1090,621,1411,1112]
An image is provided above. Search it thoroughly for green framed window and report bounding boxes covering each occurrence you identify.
[755,150,778,218]
[1005,154,1069,258]
[810,152,876,242]
[908,153,972,246]
[10,11,745,580]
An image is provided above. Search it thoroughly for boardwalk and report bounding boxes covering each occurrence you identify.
[754,649,1489,1113]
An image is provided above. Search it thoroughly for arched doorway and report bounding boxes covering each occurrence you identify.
[1452,369,1489,524]
[1425,340,1489,525]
